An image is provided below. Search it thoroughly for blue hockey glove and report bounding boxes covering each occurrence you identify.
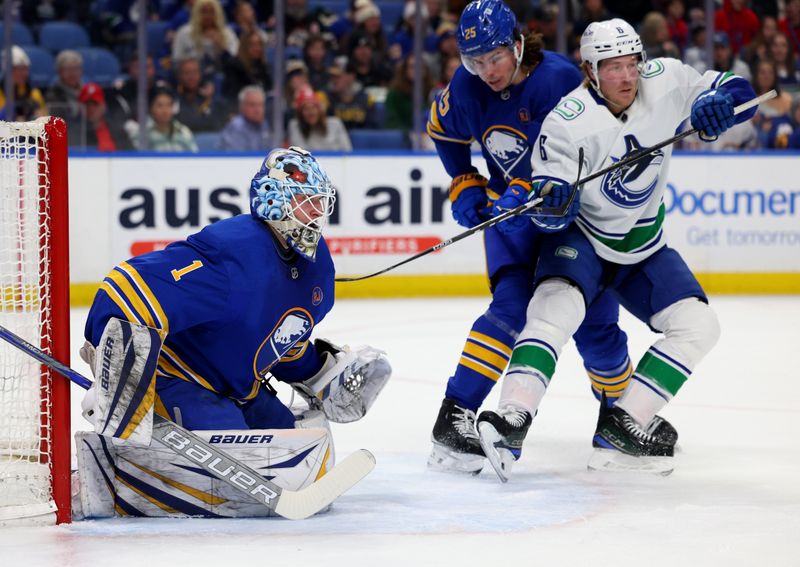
[492,178,534,234]
[691,89,735,141]
[449,172,491,228]
[531,178,580,233]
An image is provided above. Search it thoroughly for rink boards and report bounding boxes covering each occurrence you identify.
[67,151,800,303]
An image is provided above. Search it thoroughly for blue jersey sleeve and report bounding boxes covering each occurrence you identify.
[84,238,234,346]
[427,69,477,177]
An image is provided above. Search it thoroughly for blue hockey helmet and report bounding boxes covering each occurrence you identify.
[456,0,522,76]
[249,146,336,260]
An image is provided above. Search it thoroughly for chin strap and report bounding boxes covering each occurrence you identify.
[503,33,526,90]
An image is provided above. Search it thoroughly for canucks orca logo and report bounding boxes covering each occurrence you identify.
[601,135,664,209]
[254,308,313,377]
[482,126,529,181]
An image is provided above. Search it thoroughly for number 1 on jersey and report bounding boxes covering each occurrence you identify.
[171,260,204,281]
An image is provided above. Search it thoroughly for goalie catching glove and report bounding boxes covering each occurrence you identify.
[291,339,391,423]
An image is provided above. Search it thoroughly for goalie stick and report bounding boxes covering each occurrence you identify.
[335,91,775,282]
[0,324,375,520]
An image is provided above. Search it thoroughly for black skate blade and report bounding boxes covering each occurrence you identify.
[477,422,514,483]
[587,448,674,476]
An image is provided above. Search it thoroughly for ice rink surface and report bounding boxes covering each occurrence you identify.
[2,296,798,566]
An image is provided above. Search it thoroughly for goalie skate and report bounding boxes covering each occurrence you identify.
[477,407,532,483]
[589,406,675,476]
[428,398,484,474]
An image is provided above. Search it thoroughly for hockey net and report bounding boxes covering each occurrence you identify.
[0,117,70,524]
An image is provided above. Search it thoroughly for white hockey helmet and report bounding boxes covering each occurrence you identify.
[580,19,646,91]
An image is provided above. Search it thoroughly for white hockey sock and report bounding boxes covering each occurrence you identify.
[498,368,548,416]
[615,379,667,428]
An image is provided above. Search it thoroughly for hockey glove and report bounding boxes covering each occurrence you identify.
[449,172,491,228]
[531,178,580,232]
[691,89,735,141]
[492,178,535,234]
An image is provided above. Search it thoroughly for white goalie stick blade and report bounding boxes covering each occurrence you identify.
[477,421,514,483]
[587,448,674,477]
[275,449,376,520]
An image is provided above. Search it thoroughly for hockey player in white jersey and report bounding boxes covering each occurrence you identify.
[476,18,757,480]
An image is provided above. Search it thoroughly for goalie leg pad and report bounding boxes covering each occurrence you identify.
[74,425,333,518]
[293,339,392,423]
[82,318,165,446]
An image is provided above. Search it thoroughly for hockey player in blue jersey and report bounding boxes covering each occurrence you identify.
[476,19,757,479]
[425,0,669,474]
[82,146,390,435]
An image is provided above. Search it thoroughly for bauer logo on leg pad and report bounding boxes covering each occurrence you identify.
[91,318,165,445]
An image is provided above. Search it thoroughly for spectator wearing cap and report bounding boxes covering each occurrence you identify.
[327,59,378,129]
[712,31,751,81]
[72,82,134,151]
[425,21,459,85]
[388,1,438,63]
[218,84,271,151]
[288,85,352,151]
[45,50,84,132]
[174,57,229,133]
[221,29,273,112]
[172,0,239,77]
[767,32,800,91]
[304,34,333,92]
[347,1,388,58]
[348,31,393,88]
[129,86,198,152]
[714,0,760,55]
[0,46,47,122]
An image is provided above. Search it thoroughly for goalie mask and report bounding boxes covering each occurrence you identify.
[580,19,646,98]
[250,146,336,260]
[456,0,524,84]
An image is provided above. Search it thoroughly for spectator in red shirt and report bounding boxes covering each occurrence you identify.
[665,0,689,53]
[778,0,800,55]
[714,0,760,55]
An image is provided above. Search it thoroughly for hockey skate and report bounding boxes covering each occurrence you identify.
[428,398,485,474]
[476,406,532,483]
[589,405,675,476]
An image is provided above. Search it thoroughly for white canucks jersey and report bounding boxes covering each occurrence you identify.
[531,58,750,264]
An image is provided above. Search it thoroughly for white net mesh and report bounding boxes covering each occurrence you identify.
[0,119,57,521]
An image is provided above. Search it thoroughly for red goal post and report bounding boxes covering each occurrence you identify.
[0,116,70,524]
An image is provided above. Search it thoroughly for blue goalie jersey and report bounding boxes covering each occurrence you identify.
[84,214,335,402]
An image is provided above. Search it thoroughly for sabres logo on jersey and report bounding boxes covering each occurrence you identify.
[482,126,529,181]
[601,135,664,209]
[254,308,313,377]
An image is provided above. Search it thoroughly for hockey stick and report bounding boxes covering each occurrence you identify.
[0,324,375,520]
[529,89,776,216]
[335,91,773,283]
[334,190,548,282]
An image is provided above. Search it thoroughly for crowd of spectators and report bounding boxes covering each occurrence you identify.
[2,0,800,152]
